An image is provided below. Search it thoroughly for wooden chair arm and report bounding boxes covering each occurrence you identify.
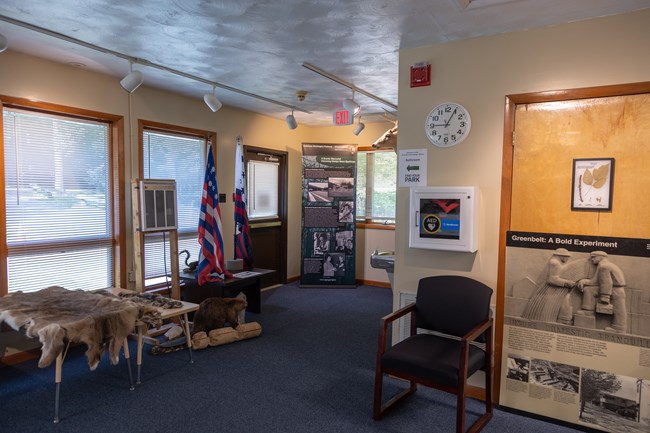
[461,317,493,344]
[376,303,415,356]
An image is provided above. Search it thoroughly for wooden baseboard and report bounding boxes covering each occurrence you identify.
[0,348,40,367]
[356,279,391,289]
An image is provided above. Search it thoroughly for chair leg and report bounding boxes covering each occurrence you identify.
[374,370,417,420]
[456,391,466,433]
[373,366,386,419]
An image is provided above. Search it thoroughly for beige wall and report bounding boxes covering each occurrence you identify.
[0,50,395,288]
[395,10,650,303]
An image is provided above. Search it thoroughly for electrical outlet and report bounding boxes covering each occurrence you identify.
[219,193,226,203]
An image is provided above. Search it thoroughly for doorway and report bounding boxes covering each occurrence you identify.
[244,145,288,286]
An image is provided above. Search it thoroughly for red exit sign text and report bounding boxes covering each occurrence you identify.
[333,109,353,126]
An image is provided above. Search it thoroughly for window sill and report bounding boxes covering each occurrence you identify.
[356,222,395,231]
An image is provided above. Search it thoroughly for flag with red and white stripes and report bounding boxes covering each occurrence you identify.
[197,147,231,284]
[234,139,255,269]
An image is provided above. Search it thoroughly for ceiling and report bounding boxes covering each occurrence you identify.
[1,0,648,126]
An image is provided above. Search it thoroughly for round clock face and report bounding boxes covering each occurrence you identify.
[425,102,472,148]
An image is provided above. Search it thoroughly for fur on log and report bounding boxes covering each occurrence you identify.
[0,286,161,370]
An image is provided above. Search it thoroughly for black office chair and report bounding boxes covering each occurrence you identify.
[373,275,494,433]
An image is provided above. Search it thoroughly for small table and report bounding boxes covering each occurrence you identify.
[111,288,199,384]
[179,268,275,314]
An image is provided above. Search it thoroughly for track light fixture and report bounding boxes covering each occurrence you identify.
[203,85,223,112]
[353,116,365,136]
[120,61,143,93]
[0,33,7,53]
[0,15,311,117]
[286,110,298,130]
[342,90,361,116]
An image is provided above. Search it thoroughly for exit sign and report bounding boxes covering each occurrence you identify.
[333,109,353,126]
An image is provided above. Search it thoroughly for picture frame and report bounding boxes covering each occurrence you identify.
[571,158,614,211]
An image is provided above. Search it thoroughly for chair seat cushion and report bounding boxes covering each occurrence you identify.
[381,334,486,387]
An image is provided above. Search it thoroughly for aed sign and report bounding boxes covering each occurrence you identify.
[333,109,353,126]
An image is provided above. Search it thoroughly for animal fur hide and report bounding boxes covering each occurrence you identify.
[0,286,161,370]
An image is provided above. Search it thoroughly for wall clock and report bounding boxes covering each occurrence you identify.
[425,102,472,148]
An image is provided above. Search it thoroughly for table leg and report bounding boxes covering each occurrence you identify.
[182,312,194,364]
[136,323,145,384]
[122,338,135,391]
[53,352,63,423]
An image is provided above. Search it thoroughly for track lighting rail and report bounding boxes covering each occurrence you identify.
[0,14,311,114]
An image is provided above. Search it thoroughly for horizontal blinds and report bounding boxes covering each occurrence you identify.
[3,108,113,293]
[248,160,278,219]
[142,130,204,281]
[370,151,396,221]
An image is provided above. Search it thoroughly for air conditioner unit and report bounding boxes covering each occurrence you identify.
[139,179,178,232]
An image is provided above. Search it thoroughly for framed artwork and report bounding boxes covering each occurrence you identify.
[571,158,614,211]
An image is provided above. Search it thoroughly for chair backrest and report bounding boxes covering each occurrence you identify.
[415,275,493,341]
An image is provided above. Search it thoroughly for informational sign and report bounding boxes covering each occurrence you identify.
[500,231,650,432]
[300,143,357,288]
[398,149,427,187]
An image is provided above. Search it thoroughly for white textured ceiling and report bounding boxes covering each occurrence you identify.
[1,0,649,126]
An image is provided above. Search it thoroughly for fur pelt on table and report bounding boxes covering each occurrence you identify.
[0,286,162,370]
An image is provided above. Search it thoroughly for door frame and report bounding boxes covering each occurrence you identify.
[244,145,288,284]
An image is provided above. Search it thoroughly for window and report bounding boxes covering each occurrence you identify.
[247,159,279,220]
[356,149,396,225]
[140,122,212,287]
[1,100,122,295]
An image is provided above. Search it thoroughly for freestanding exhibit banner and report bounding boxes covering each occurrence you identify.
[300,143,357,288]
[500,230,650,432]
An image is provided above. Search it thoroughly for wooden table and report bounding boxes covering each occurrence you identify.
[178,268,275,314]
[111,288,199,384]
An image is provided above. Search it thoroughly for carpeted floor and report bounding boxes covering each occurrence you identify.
[0,282,584,433]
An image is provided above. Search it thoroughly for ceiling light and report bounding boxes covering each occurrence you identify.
[120,62,143,93]
[353,116,365,136]
[286,110,297,130]
[343,90,360,115]
[203,85,223,112]
[0,33,7,53]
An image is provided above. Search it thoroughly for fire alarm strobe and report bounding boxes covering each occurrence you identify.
[410,62,431,88]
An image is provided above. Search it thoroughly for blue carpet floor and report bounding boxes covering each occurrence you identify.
[0,283,585,433]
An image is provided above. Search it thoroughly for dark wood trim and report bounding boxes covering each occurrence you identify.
[244,145,289,284]
[0,100,7,294]
[0,95,125,296]
[494,80,650,401]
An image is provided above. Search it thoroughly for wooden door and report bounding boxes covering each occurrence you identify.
[244,145,288,286]
[496,81,650,400]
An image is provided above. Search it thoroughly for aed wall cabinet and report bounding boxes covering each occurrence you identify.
[409,186,478,252]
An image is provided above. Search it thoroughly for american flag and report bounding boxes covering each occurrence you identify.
[234,139,255,269]
[197,147,231,284]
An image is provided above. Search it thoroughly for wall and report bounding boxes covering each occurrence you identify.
[394,10,650,303]
[0,50,394,291]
